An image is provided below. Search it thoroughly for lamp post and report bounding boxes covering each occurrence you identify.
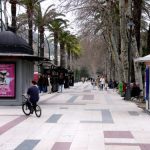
[125,19,135,100]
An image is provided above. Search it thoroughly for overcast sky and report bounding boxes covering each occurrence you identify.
[3,0,77,34]
[41,0,77,34]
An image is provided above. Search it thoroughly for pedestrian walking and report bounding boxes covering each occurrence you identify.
[47,75,52,94]
[58,73,65,93]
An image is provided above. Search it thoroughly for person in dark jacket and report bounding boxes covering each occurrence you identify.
[27,80,39,113]
[131,82,142,98]
[58,73,65,93]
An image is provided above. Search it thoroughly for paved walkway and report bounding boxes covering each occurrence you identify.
[0,82,150,150]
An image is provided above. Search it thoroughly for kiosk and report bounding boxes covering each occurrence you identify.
[135,54,150,111]
[0,31,47,105]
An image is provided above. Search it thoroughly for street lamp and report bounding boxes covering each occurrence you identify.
[125,19,135,100]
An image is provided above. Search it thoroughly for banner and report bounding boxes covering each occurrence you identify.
[0,63,15,98]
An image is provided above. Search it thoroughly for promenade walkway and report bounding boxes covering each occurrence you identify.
[0,82,150,150]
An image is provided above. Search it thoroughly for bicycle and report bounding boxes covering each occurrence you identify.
[22,95,42,117]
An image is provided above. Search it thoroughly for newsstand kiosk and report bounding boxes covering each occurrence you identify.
[135,54,150,111]
[0,31,48,105]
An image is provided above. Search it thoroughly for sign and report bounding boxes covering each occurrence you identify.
[0,63,15,98]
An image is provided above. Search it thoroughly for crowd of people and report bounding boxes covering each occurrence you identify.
[90,76,142,99]
[35,73,65,94]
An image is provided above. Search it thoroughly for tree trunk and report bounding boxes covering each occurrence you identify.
[27,7,33,48]
[39,26,45,57]
[133,0,142,52]
[60,42,66,68]
[127,0,143,90]
[110,32,124,81]
[3,1,8,29]
[9,0,17,32]
[119,0,129,82]
[147,24,150,53]
[54,32,58,65]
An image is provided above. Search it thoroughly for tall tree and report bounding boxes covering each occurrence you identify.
[9,0,18,32]
[34,4,57,57]
[48,18,68,65]
[19,0,45,48]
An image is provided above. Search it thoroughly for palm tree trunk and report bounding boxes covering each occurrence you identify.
[60,42,66,68]
[9,0,17,32]
[3,1,8,29]
[54,32,58,65]
[39,26,44,57]
[27,7,33,48]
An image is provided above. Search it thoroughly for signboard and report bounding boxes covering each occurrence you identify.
[0,63,15,98]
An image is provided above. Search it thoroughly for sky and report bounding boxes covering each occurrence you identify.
[2,0,77,34]
[41,0,77,34]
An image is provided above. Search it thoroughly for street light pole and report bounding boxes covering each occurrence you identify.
[125,20,134,100]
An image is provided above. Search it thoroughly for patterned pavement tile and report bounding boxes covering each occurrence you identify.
[104,131,134,138]
[101,109,114,123]
[15,140,40,150]
[46,114,62,123]
[0,116,27,135]
[67,96,78,103]
[82,95,94,100]
[51,142,72,150]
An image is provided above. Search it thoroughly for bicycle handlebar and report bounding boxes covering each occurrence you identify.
[22,94,29,99]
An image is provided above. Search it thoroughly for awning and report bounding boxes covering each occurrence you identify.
[134,54,150,63]
[0,53,50,61]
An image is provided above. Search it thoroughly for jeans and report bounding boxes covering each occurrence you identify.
[58,84,64,92]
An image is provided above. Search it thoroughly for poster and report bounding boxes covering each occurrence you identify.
[0,63,15,98]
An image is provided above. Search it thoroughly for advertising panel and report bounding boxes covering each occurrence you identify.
[0,63,15,98]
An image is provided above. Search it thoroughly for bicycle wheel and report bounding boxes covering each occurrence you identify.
[35,105,41,117]
[22,103,31,116]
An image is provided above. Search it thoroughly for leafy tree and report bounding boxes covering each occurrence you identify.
[48,18,68,65]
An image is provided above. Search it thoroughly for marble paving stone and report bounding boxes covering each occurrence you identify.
[128,111,139,116]
[139,144,150,150]
[80,121,101,123]
[66,96,78,103]
[46,114,62,123]
[83,90,91,92]
[104,131,134,138]
[51,142,71,150]
[105,143,138,146]
[60,107,68,109]
[40,94,59,103]
[15,140,40,150]
[82,95,94,100]
[84,109,101,111]
[0,116,27,135]
[101,109,114,123]
[105,145,141,150]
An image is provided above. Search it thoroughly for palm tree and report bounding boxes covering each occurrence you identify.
[9,0,18,32]
[18,0,45,48]
[59,31,81,68]
[65,34,81,69]
[34,4,57,57]
[48,18,68,65]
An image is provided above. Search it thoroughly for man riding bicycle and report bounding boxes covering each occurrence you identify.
[27,80,39,113]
